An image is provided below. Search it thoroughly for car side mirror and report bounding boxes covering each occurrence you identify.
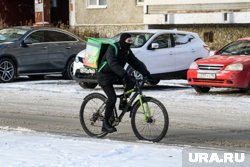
[150,43,159,50]
[21,39,32,47]
[188,37,194,42]
[213,50,219,55]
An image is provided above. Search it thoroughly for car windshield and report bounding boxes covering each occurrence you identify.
[218,40,250,56]
[112,33,154,48]
[0,28,28,43]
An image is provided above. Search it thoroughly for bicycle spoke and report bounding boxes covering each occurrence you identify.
[80,93,108,138]
[131,97,169,142]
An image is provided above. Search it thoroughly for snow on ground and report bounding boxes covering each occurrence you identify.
[1,126,250,167]
[1,79,250,166]
[0,126,182,167]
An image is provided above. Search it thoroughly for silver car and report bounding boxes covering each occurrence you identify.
[73,29,210,89]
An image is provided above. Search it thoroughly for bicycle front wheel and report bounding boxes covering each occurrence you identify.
[131,97,169,142]
[79,93,108,138]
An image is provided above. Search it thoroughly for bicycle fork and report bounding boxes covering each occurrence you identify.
[139,95,152,122]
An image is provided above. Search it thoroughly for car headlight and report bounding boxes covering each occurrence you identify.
[74,56,79,63]
[189,62,198,69]
[224,63,243,71]
[74,55,84,63]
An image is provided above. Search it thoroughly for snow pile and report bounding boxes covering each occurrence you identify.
[0,126,182,167]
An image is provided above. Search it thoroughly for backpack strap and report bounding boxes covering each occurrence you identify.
[98,61,108,72]
[97,39,118,72]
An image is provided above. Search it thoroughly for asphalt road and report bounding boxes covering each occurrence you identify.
[0,77,250,152]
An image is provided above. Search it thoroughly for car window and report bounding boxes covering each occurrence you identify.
[26,31,45,43]
[218,40,250,56]
[112,34,120,42]
[173,34,194,45]
[0,28,28,43]
[112,33,154,48]
[132,33,153,48]
[45,30,77,42]
[152,34,172,49]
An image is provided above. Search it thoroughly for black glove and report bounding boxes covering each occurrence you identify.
[143,74,154,84]
[143,74,154,82]
[122,74,135,90]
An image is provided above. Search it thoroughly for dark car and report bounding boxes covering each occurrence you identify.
[0,26,86,83]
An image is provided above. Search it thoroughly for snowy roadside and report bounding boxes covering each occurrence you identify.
[0,126,182,167]
[1,79,250,166]
[0,126,250,167]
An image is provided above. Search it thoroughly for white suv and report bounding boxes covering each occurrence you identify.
[73,29,210,88]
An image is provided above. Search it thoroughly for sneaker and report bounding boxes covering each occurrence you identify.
[102,119,117,133]
[102,126,117,133]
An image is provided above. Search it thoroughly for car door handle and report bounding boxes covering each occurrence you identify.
[192,49,196,53]
[66,46,71,49]
[43,46,48,49]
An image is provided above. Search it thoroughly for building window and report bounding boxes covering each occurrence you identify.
[87,0,107,8]
[204,32,214,43]
[165,14,168,22]
[137,0,144,6]
[51,0,58,8]
[223,13,228,21]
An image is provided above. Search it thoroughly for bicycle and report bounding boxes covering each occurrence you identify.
[79,78,169,142]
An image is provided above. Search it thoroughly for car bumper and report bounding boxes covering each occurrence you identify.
[187,70,248,89]
[73,69,97,83]
[73,62,97,83]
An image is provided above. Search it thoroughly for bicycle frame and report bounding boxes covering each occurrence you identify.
[112,80,152,124]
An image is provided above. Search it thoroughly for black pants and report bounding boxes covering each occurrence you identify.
[101,85,117,120]
[101,83,135,120]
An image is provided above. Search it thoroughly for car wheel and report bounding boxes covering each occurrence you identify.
[193,86,210,93]
[0,58,16,83]
[246,84,250,95]
[63,57,75,80]
[149,78,160,85]
[79,82,98,89]
[240,82,250,94]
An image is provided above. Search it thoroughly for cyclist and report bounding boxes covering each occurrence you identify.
[97,33,152,133]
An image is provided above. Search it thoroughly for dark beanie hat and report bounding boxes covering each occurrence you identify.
[119,33,132,49]
[119,33,131,43]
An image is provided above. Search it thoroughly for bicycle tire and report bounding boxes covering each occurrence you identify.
[79,93,108,138]
[131,97,169,142]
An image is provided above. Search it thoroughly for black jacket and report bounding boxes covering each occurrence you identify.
[97,43,150,86]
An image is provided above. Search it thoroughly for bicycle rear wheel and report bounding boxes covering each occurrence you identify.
[79,93,108,138]
[131,97,169,142]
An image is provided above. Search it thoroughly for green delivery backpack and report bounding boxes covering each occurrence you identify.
[84,38,118,72]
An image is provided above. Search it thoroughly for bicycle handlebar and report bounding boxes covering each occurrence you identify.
[134,78,148,89]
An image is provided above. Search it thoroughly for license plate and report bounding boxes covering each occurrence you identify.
[197,73,216,79]
[80,67,95,74]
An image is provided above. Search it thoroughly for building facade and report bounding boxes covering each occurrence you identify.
[0,0,69,28]
[69,0,144,37]
[0,0,34,27]
[144,0,250,49]
[71,0,250,49]
[1,0,249,49]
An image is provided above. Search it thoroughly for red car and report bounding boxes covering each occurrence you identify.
[187,38,250,93]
